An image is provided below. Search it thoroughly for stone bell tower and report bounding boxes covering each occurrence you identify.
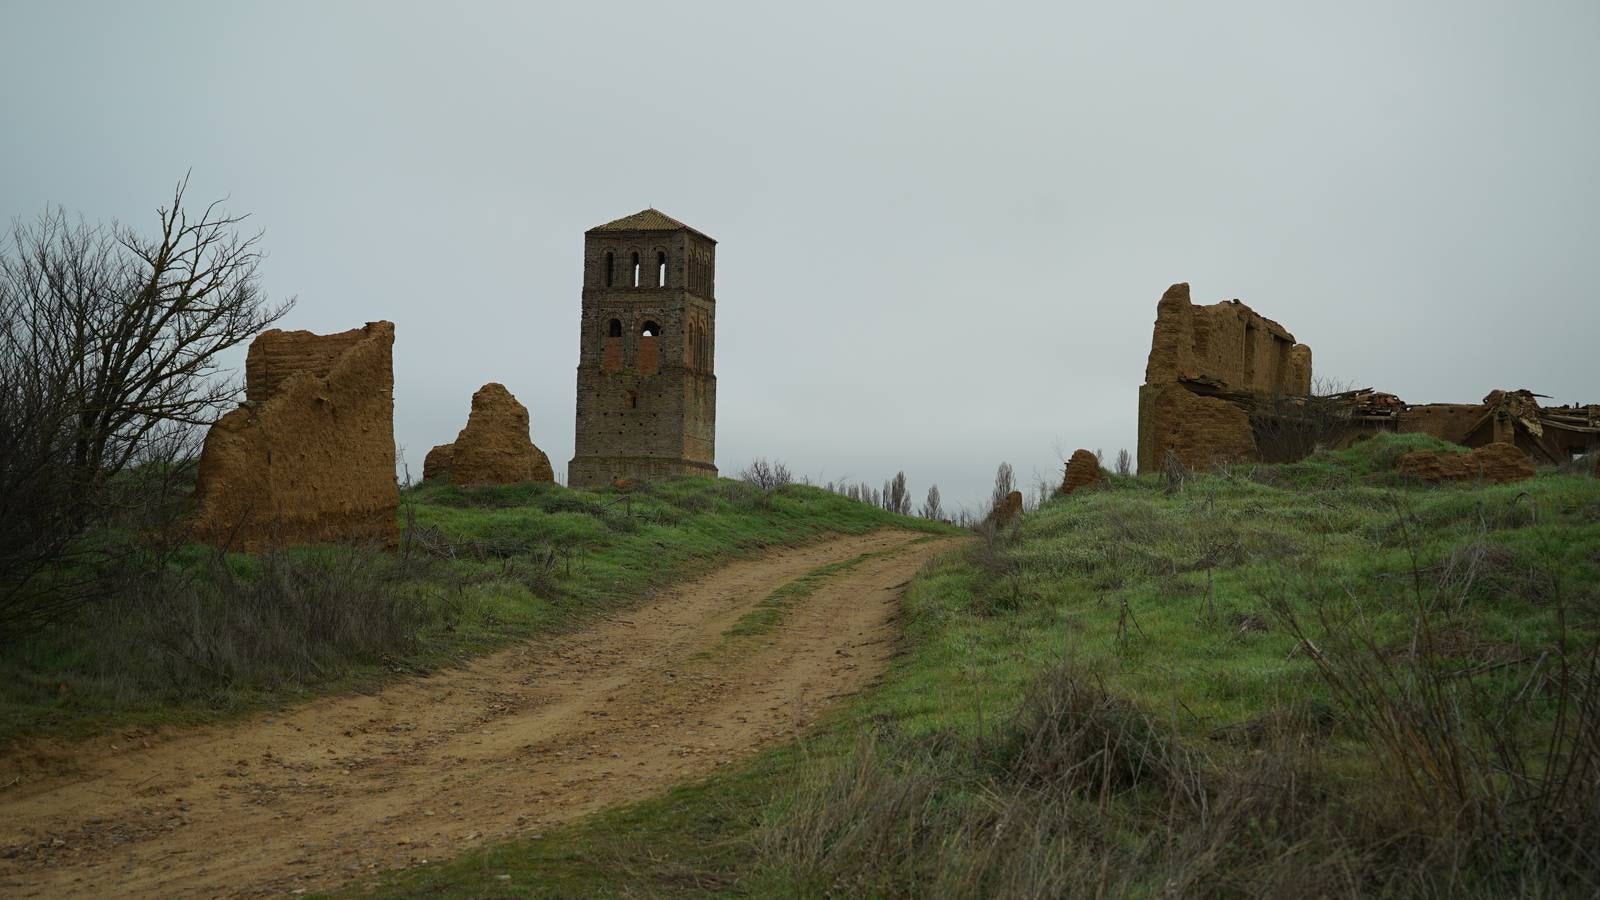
[568,209,717,487]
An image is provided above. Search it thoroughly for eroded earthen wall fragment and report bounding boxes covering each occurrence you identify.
[1136,282,1312,474]
[1138,382,1257,473]
[987,491,1024,528]
[1395,404,1485,445]
[422,443,455,483]
[1143,283,1312,397]
[428,383,554,486]
[1060,448,1106,495]
[192,321,399,551]
[1394,442,1535,485]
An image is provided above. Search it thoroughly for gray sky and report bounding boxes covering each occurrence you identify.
[4,1,1596,512]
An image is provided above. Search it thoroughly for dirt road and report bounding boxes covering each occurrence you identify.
[0,530,960,897]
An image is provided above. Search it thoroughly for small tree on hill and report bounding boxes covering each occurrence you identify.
[887,471,911,515]
[921,484,942,520]
[1115,448,1133,477]
[740,458,791,491]
[991,461,1015,513]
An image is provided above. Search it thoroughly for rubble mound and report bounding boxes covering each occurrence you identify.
[987,490,1024,528]
[433,383,555,486]
[422,444,455,482]
[1395,442,1534,485]
[1061,449,1106,495]
[192,322,399,551]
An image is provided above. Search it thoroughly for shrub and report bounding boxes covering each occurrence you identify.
[741,458,792,491]
[85,545,431,695]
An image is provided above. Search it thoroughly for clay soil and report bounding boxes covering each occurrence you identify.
[0,530,960,898]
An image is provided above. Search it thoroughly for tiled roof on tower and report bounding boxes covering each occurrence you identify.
[587,208,714,242]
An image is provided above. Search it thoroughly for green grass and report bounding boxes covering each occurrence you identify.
[349,436,1600,897]
[0,477,954,746]
[721,538,939,639]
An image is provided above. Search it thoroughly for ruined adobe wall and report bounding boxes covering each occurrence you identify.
[1060,449,1106,495]
[245,328,369,401]
[1137,382,1258,474]
[1397,403,1484,444]
[430,383,555,486]
[192,322,398,551]
[1137,283,1311,473]
[1144,283,1312,395]
[1395,442,1535,485]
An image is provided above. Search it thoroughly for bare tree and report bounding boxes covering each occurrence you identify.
[740,457,792,491]
[1251,376,1360,463]
[1115,448,1133,477]
[1031,476,1052,511]
[0,177,292,631]
[886,471,911,515]
[990,461,1015,513]
[921,484,943,520]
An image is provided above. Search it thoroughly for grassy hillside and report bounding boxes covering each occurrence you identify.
[356,435,1600,897]
[0,478,949,745]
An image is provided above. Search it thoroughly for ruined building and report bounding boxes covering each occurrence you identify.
[424,382,555,486]
[192,321,399,551]
[568,209,718,487]
[1136,283,1312,474]
[1135,283,1600,474]
[1341,389,1600,466]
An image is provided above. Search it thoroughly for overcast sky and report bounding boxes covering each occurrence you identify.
[3,1,1596,512]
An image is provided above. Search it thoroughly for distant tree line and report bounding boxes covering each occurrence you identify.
[745,457,1063,527]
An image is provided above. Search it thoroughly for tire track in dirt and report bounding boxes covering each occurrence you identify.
[0,529,963,898]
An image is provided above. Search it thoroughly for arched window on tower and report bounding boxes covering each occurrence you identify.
[604,252,614,287]
[638,321,661,375]
[631,252,640,287]
[601,318,623,373]
[657,251,667,287]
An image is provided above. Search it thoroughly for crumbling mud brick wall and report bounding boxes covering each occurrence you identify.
[1395,442,1535,485]
[425,383,554,486]
[1137,283,1312,474]
[1142,283,1312,396]
[987,491,1023,528]
[422,443,454,483]
[1345,390,1600,466]
[1060,448,1106,495]
[191,321,399,552]
[1395,404,1484,445]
